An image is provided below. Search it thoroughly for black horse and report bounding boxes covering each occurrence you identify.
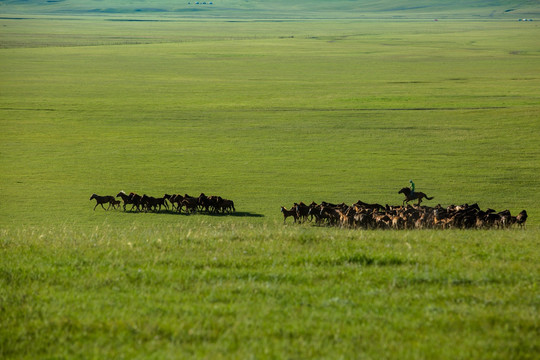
[116,191,134,211]
[90,194,115,211]
[398,187,434,206]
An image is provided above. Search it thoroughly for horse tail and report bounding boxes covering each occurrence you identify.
[426,196,434,200]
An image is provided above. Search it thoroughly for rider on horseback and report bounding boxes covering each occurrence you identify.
[409,180,415,198]
[399,181,433,206]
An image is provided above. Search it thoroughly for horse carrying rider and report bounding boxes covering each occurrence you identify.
[399,180,433,206]
[409,180,415,198]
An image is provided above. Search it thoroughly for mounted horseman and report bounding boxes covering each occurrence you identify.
[398,180,434,206]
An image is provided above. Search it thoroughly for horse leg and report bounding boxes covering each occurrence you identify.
[100,202,107,210]
[94,202,98,211]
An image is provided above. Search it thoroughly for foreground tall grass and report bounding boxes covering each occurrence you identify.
[1,224,538,359]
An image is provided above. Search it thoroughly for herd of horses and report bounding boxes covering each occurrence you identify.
[91,187,528,229]
[280,188,528,230]
[90,192,235,214]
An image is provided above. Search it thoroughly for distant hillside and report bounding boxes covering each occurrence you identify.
[1,0,538,19]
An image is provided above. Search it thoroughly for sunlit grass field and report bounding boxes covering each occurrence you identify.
[2,225,538,359]
[1,13,539,359]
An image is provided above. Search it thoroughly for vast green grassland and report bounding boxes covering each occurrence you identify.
[1,8,539,359]
[1,18,538,225]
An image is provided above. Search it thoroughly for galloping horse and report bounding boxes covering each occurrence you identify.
[90,194,116,211]
[116,191,134,211]
[398,187,434,206]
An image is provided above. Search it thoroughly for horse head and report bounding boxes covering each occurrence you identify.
[398,187,410,195]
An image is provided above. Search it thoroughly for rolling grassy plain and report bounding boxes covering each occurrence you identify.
[1,10,539,359]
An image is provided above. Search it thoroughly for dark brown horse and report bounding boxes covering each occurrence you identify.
[181,197,198,213]
[116,191,134,211]
[281,206,298,224]
[294,202,310,223]
[221,199,235,213]
[516,210,528,228]
[398,187,434,206]
[90,194,115,211]
[129,192,143,211]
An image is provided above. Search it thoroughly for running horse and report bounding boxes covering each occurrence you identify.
[398,187,434,206]
[116,191,135,211]
[90,194,116,210]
